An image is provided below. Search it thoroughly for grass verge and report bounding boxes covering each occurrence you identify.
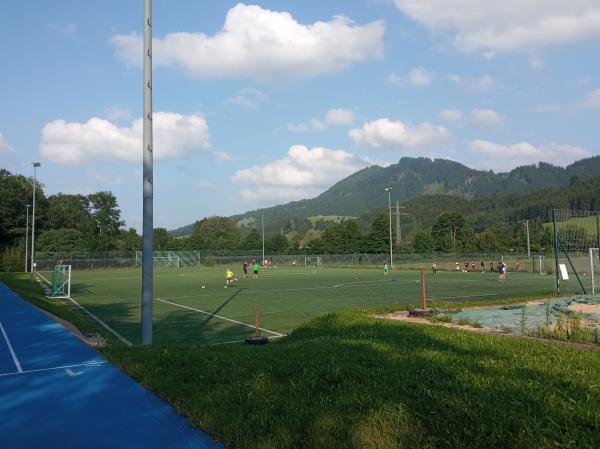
[0,272,122,346]
[105,311,600,449]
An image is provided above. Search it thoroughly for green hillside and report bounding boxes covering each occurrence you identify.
[170,156,600,236]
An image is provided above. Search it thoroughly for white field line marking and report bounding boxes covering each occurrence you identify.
[65,368,82,376]
[157,298,284,337]
[0,320,23,373]
[333,280,390,288]
[0,360,107,377]
[65,296,133,347]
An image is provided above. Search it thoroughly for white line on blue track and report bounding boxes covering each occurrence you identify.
[0,320,23,373]
[0,360,107,377]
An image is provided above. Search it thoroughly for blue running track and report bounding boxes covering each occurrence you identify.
[0,282,224,449]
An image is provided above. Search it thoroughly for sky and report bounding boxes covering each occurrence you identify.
[1,1,599,231]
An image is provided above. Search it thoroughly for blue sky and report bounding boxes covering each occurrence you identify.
[1,1,599,230]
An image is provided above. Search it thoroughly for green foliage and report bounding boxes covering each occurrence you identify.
[188,216,241,250]
[412,231,435,253]
[243,228,261,250]
[37,228,88,253]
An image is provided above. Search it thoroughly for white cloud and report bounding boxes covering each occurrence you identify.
[439,109,463,122]
[448,74,496,92]
[112,4,384,81]
[233,145,372,203]
[470,109,504,129]
[0,132,14,155]
[388,66,435,87]
[213,150,233,161]
[287,108,355,133]
[470,139,588,171]
[325,108,356,125]
[393,0,600,53]
[581,88,600,109]
[41,112,210,164]
[196,180,213,189]
[407,66,435,86]
[226,88,267,110]
[103,105,133,122]
[349,118,451,150]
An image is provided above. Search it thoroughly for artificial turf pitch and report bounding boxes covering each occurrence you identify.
[67,266,556,345]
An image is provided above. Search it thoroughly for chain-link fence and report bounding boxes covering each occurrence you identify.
[35,250,549,271]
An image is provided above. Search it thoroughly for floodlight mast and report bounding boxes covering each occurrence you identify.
[261,214,265,264]
[141,0,154,345]
[30,163,40,277]
[385,188,393,268]
[25,205,31,272]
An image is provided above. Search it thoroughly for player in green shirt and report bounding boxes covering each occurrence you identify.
[253,262,260,279]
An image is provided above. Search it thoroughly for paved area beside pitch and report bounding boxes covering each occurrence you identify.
[0,282,224,449]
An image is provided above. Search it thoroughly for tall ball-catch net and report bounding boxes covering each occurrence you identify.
[551,209,600,295]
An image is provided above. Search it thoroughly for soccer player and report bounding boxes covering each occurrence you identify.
[432,262,437,274]
[480,260,485,273]
[515,260,521,272]
[243,261,249,279]
[498,260,506,281]
[225,268,235,288]
[253,261,260,279]
[384,263,389,275]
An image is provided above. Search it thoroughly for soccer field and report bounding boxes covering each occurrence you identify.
[67,266,557,345]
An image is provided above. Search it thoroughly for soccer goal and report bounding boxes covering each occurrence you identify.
[43,264,71,299]
[153,256,180,268]
[304,256,321,268]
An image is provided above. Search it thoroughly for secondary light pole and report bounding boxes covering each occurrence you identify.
[30,163,40,277]
[384,187,393,268]
[25,204,31,272]
[261,214,265,264]
[141,0,154,345]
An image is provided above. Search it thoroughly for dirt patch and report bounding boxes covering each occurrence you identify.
[568,303,600,314]
[373,311,501,334]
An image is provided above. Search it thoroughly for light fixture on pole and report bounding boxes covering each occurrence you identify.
[141,0,154,345]
[384,187,393,268]
[25,204,31,273]
[30,162,40,277]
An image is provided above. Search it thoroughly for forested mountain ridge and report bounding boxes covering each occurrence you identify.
[171,155,600,236]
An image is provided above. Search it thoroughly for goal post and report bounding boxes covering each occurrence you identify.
[153,256,180,268]
[304,256,321,268]
[590,248,599,295]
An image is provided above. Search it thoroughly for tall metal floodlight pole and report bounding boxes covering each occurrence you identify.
[385,188,393,267]
[261,214,265,264]
[30,163,40,277]
[25,204,31,272]
[141,0,154,345]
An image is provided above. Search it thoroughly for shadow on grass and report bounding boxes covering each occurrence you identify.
[106,312,600,449]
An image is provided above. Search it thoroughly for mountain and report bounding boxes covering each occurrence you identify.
[170,156,600,236]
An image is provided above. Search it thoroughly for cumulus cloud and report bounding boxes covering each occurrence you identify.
[388,66,435,87]
[470,139,588,171]
[41,112,210,164]
[233,145,372,203]
[470,109,504,129]
[226,88,267,110]
[349,118,451,150]
[288,108,355,133]
[439,109,463,122]
[393,0,600,53]
[112,4,384,81]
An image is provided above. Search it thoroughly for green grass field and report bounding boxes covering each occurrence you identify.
[106,311,600,449]
[64,266,556,345]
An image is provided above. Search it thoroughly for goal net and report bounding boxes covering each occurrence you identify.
[37,264,72,299]
[304,256,321,268]
[134,252,180,268]
[551,209,600,295]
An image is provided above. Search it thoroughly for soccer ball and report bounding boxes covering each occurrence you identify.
[201,285,205,289]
